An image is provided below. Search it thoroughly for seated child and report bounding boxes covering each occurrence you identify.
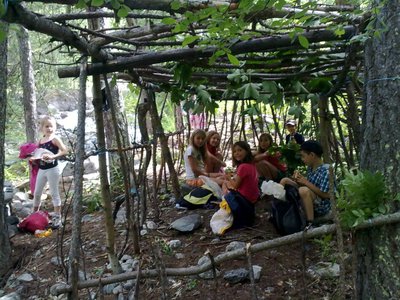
[222,141,259,228]
[285,119,305,145]
[280,140,332,225]
[205,130,226,173]
[254,133,287,182]
[184,129,224,187]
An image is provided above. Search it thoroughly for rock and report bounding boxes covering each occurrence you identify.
[6,216,19,225]
[115,207,127,225]
[117,293,125,300]
[223,268,249,284]
[252,265,262,281]
[81,215,93,223]
[146,220,157,230]
[175,253,185,259]
[8,225,18,238]
[13,192,28,202]
[226,241,246,252]
[0,292,21,300]
[17,273,34,282]
[123,280,135,290]
[103,283,117,295]
[197,256,220,279]
[167,239,182,249]
[113,285,123,295]
[121,254,132,262]
[11,201,23,211]
[170,214,202,232]
[18,208,31,218]
[51,256,63,266]
[140,229,148,236]
[307,262,340,279]
[50,283,69,296]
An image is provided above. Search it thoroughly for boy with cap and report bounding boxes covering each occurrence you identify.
[285,120,304,145]
[280,140,332,225]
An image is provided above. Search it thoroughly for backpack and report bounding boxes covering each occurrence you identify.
[18,211,49,233]
[270,184,306,235]
[177,186,219,209]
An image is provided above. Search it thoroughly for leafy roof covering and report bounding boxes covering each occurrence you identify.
[2,0,369,103]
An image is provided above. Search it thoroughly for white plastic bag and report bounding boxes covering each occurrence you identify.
[199,175,223,199]
[261,180,286,201]
[210,207,233,235]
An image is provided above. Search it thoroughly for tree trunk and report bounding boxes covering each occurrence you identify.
[67,57,87,300]
[93,74,122,274]
[147,90,181,200]
[0,21,12,280]
[17,25,37,142]
[356,0,400,298]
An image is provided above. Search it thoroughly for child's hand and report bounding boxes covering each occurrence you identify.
[293,171,306,185]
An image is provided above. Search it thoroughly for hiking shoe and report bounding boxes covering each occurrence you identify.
[51,215,63,229]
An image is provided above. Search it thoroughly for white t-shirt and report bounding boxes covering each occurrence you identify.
[184,145,205,179]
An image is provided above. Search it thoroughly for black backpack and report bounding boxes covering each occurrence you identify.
[270,184,306,235]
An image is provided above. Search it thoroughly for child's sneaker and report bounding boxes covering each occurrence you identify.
[51,215,63,229]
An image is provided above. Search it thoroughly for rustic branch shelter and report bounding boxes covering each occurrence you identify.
[1,0,371,298]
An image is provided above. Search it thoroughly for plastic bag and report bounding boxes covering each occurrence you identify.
[210,199,233,235]
[261,180,286,201]
[199,175,223,199]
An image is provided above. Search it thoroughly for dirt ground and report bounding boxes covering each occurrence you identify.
[5,196,353,300]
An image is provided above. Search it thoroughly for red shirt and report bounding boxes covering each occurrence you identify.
[266,153,287,172]
[236,163,259,203]
[207,143,217,156]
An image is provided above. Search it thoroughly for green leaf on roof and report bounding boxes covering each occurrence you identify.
[162,17,177,25]
[182,35,199,47]
[91,0,104,7]
[298,35,309,49]
[76,0,88,9]
[110,0,121,10]
[227,53,240,66]
[117,5,130,18]
[171,0,182,10]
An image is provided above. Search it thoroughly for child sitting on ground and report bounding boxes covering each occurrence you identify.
[205,130,226,173]
[280,140,332,225]
[254,133,287,182]
[221,141,259,228]
[184,129,224,187]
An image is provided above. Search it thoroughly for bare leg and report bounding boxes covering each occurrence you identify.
[256,160,278,180]
[299,186,316,221]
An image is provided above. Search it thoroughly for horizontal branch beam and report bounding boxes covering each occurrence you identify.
[2,3,111,61]
[58,25,356,78]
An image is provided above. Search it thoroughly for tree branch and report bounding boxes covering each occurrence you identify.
[58,25,356,78]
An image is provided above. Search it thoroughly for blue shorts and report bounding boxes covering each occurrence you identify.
[314,198,331,217]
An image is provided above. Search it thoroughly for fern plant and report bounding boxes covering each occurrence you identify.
[337,170,397,228]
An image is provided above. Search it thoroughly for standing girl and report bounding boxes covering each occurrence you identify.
[205,130,226,173]
[184,129,224,187]
[254,133,287,182]
[223,141,259,228]
[32,116,68,227]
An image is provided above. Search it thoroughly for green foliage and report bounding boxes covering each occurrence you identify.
[185,279,198,291]
[5,161,29,182]
[312,234,334,258]
[172,62,193,88]
[157,238,173,255]
[337,170,398,228]
[82,183,103,213]
[277,142,303,175]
